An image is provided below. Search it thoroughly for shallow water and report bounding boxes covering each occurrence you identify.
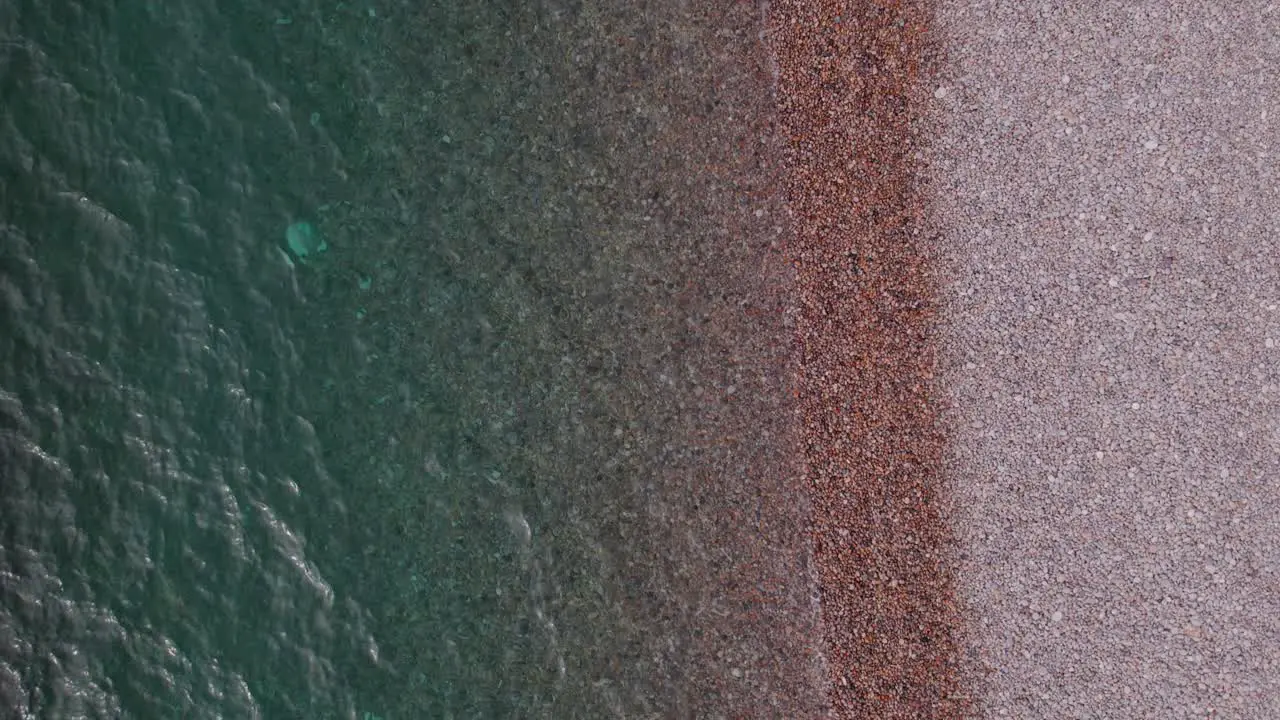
[0,1,825,717]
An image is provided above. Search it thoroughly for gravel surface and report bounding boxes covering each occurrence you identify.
[926,2,1280,717]
[767,0,971,715]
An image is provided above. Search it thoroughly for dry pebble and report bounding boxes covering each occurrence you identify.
[926,1,1280,717]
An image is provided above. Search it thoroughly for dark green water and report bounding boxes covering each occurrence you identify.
[1,0,828,718]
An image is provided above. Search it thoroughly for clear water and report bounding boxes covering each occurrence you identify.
[0,1,824,718]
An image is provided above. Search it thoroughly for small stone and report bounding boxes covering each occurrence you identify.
[1051,611,1063,622]
[286,221,326,261]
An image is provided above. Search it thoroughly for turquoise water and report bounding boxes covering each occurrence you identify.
[0,1,826,717]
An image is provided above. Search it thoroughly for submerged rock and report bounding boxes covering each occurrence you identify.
[286,221,327,262]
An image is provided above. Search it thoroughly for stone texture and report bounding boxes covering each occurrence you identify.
[926,2,1280,717]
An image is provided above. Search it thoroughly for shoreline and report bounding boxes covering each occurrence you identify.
[765,0,974,715]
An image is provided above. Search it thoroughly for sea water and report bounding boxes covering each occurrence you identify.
[1,0,827,717]
[0,1,623,716]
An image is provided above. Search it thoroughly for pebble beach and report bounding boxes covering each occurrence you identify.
[3,0,1275,716]
[765,0,1280,717]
